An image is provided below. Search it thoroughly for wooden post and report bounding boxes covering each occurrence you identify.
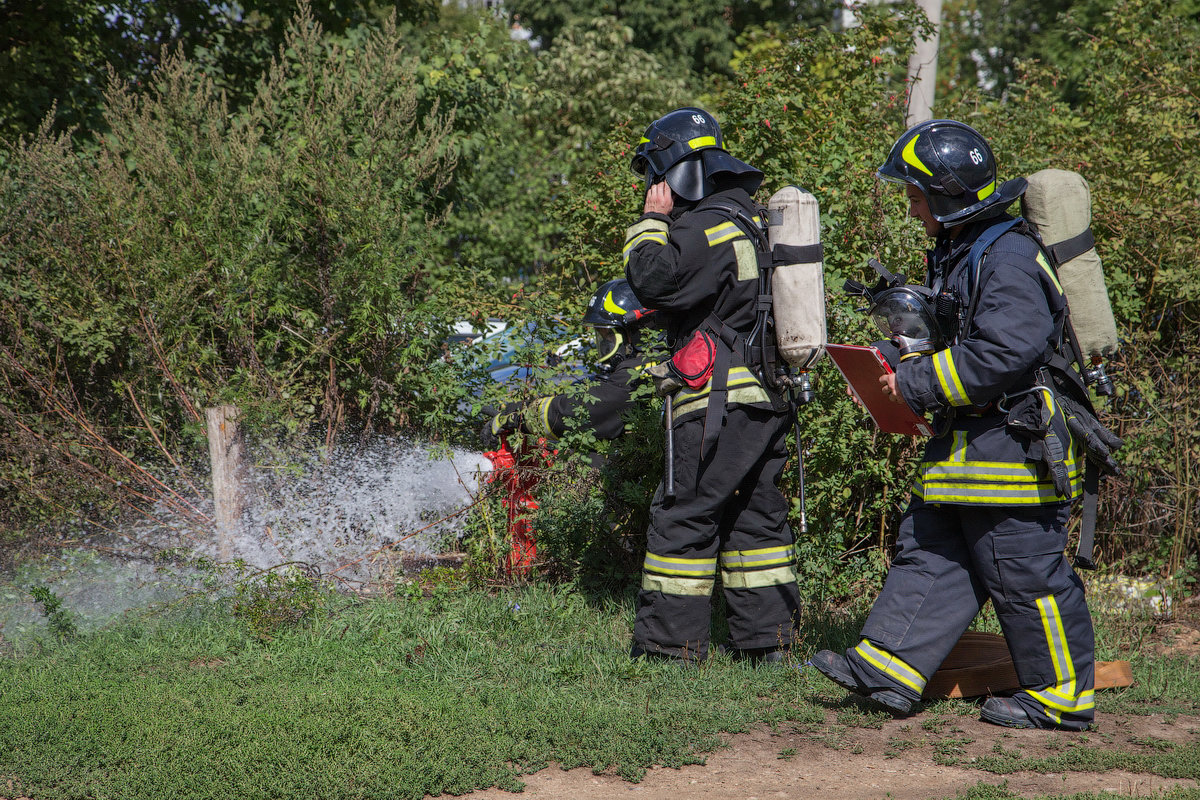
[205,405,245,560]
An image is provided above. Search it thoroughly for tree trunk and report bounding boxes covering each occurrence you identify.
[906,0,943,127]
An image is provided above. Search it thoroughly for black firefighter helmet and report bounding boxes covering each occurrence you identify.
[581,279,656,368]
[877,119,1026,225]
[630,107,763,201]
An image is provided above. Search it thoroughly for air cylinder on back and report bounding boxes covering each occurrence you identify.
[767,185,827,371]
[1022,169,1119,359]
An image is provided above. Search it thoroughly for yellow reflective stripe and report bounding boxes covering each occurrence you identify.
[674,383,772,417]
[1036,251,1065,296]
[922,457,1081,481]
[672,367,768,415]
[1028,686,1095,714]
[933,349,971,406]
[733,239,758,281]
[950,430,968,463]
[704,221,744,246]
[902,134,933,176]
[918,456,1083,503]
[622,229,669,266]
[721,564,797,589]
[720,545,796,569]
[643,553,718,577]
[1040,387,1058,420]
[976,180,996,201]
[688,135,717,149]
[672,367,762,406]
[624,218,669,253]
[855,640,926,693]
[917,481,1081,505]
[1038,595,1072,686]
[642,573,715,596]
[525,396,558,441]
[627,217,669,239]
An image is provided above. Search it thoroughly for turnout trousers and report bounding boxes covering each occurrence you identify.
[634,405,801,660]
[848,499,1095,729]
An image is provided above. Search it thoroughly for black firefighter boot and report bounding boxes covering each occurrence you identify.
[809,650,915,714]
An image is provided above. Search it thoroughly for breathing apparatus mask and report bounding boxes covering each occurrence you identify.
[844,259,960,361]
[592,326,625,369]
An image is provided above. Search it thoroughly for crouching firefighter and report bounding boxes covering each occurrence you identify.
[481,279,663,456]
[623,106,804,666]
[814,119,1117,730]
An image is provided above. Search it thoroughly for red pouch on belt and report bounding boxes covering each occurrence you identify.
[670,330,716,389]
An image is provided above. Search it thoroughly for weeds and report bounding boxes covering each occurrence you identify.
[231,565,329,639]
[28,585,76,640]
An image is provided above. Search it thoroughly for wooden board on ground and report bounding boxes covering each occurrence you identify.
[923,631,1134,699]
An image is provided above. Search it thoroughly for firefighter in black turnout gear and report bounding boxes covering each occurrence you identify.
[481,279,659,448]
[623,107,801,665]
[812,120,1097,730]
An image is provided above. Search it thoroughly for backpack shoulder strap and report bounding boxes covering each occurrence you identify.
[962,217,1028,334]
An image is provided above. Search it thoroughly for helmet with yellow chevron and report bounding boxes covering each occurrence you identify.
[630,107,763,201]
[581,279,656,366]
[877,119,1026,225]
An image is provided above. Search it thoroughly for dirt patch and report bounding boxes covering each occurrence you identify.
[457,710,1199,800]
[456,608,1200,800]
[1147,595,1200,659]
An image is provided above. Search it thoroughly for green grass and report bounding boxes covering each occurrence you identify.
[0,584,827,800]
[1,582,1196,800]
[944,784,1200,800]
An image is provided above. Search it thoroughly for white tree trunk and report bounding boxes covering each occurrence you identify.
[906,0,943,127]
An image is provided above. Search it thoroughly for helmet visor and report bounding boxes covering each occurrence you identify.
[593,327,624,365]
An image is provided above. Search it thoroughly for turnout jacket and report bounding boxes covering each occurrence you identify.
[622,188,775,423]
[519,353,653,442]
[895,214,1083,506]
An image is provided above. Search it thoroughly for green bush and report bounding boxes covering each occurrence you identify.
[0,10,462,536]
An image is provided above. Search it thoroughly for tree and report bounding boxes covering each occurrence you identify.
[0,7,459,535]
[499,0,843,79]
[0,0,439,141]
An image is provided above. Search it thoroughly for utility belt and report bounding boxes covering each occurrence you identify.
[658,313,784,459]
[958,363,1122,569]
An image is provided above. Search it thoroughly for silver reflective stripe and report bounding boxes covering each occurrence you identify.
[623,219,670,266]
[704,221,743,246]
[721,545,795,569]
[720,564,797,589]
[642,573,715,596]
[672,367,770,417]
[918,457,1082,504]
[643,553,717,577]
[933,349,970,407]
[1025,595,1095,714]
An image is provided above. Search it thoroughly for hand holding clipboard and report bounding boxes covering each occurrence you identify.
[825,344,933,437]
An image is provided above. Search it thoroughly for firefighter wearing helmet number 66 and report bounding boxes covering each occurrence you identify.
[623,107,801,666]
[811,120,1097,731]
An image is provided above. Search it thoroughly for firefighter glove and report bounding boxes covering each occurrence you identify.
[480,405,521,450]
[1059,395,1123,476]
[645,361,683,397]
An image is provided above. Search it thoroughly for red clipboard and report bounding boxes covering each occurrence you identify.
[826,344,933,437]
